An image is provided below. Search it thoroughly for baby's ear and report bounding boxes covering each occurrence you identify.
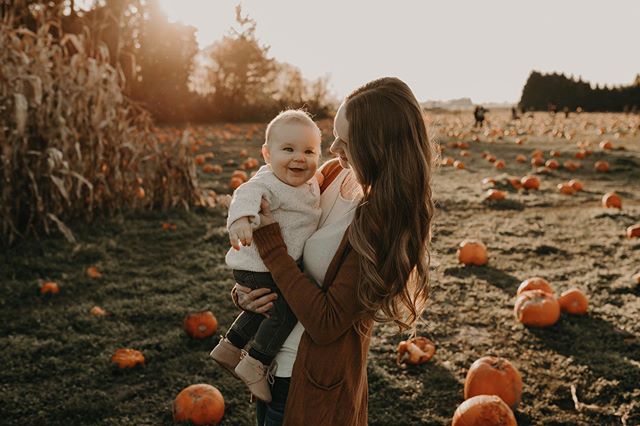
[261,144,270,163]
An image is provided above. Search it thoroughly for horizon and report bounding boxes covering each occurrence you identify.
[157,0,640,104]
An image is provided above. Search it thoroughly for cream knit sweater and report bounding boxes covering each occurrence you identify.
[225,165,321,272]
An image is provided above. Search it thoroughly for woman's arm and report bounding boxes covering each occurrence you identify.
[253,222,362,346]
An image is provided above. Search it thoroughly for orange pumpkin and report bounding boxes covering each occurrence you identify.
[594,161,609,172]
[599,140,613,150]
[396,336,436,366]
[549,150,560,157]
[173,384,225,425]
[442,157,455,166]
[520,175,540,190]
[481,177,496,186]
[464,356,523,409]
[602,192,622,209]
[531,149,544,159]
[229,176,244,191]
[460,150,470,157]
[111,348,145,368]
[494,160,505,169]
[568,179,583,191]
[40,281,60,295]
[531,157,545,167]
[575,150,587,159]
[184,311,218,339]
[452,395,517,426]
[508,178,522,190]
[563,160,579,171]
[514,289,561,327]
[135,187,145,199]
[195,154,206,165]
[558,288,588,315]
[626,224,640,238]
[90,306,108,316]
[557,183,574,195]
[485,189,506,201]
[454,160,465,170]
[239,148,249,157]
[231,170,248,182]
[457,240,488,266]
[517,277,554,295]
[545,159,559,169]
[515,154,527,163]
[486,155,496,163]
[86,266,102,279]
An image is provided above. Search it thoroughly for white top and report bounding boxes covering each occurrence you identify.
[274,167,361,377]
[225,165,322,272]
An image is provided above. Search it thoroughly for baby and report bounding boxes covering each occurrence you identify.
[210,109,322,403]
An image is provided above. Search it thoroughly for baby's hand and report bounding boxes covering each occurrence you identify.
[229,217,253,250]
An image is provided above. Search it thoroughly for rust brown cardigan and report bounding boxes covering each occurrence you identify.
[253,160,373,426]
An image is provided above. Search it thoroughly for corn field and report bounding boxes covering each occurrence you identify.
[0,13,203,246]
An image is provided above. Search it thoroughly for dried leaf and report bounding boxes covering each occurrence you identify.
[47,213,76,244]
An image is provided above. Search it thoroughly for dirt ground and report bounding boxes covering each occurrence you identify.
[1,110,639,425]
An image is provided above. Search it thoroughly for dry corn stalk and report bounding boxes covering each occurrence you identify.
[0,12,204,245]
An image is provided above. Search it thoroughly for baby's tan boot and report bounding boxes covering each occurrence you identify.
[234,352,272,403]
[209,337,241,378]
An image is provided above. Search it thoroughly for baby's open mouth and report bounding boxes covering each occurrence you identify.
[289,167,305,172]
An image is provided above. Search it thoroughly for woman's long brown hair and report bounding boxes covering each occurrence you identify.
[345,77,435,334]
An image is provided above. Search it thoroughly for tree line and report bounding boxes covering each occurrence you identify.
[2,0,335,123]
[519,71,640,113]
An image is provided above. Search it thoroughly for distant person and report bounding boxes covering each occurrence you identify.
[511,106,520,120]
[209,109,323,403]
[473,105,486,128]
[563,106,570,118]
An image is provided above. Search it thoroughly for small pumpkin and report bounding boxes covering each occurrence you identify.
[575,150,587,159]
[111,348,145,368]
[557,183,574,195]
[531,149,544,159]
[563,160,579,171]
[602,192,622,209]
[173,384,225,425]
[184,311,218,339]
[515,154,527,163]
[229,176,244,191]
[508,178,522,190]
[463,356,523,409]
[485,189,506,201]
[231,170,248,182]
[626,224,640,238]
[86,266,102,279]
[195,154,206,165]
[494,160,505,169]
[558,288,588,315]
[545,159,559,169]
[90,306,108,316]
[452,395,517,426]
[457,240,488,266]
[514,289,561,327]
[40,281,60,295]
[531,157,545,167]
[516,277,554,296]
[568,179,583,191]
[396,336,436,366]
[594,160,609,172]
[599,140,613,150]
[454,160,465,170]
[520,175,540,190]
[549,150,560,157]
[442,157,455,166]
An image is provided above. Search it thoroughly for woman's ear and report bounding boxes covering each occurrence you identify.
[261,144,270,163]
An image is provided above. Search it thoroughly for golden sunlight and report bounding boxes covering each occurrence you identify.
[157,0,237,48]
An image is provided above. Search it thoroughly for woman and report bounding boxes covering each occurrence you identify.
[233,76,435,425]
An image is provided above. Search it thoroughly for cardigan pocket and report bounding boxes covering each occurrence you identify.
[304,367,344,391]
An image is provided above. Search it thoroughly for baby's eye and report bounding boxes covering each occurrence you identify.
[305,150,315,155]
[283,147,293,152]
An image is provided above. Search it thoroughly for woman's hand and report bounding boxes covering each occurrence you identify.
[256,197,276,229]
[233,283,277,317]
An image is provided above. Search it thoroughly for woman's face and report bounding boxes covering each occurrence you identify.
[330,101,352,170]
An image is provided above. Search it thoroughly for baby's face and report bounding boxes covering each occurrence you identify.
[262,122,321,187]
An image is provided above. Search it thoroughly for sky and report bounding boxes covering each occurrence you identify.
[157,0,640,103]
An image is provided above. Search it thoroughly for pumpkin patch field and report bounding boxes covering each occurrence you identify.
[1,111,639,425]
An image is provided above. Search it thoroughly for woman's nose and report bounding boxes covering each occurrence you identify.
[329,138,340,155]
